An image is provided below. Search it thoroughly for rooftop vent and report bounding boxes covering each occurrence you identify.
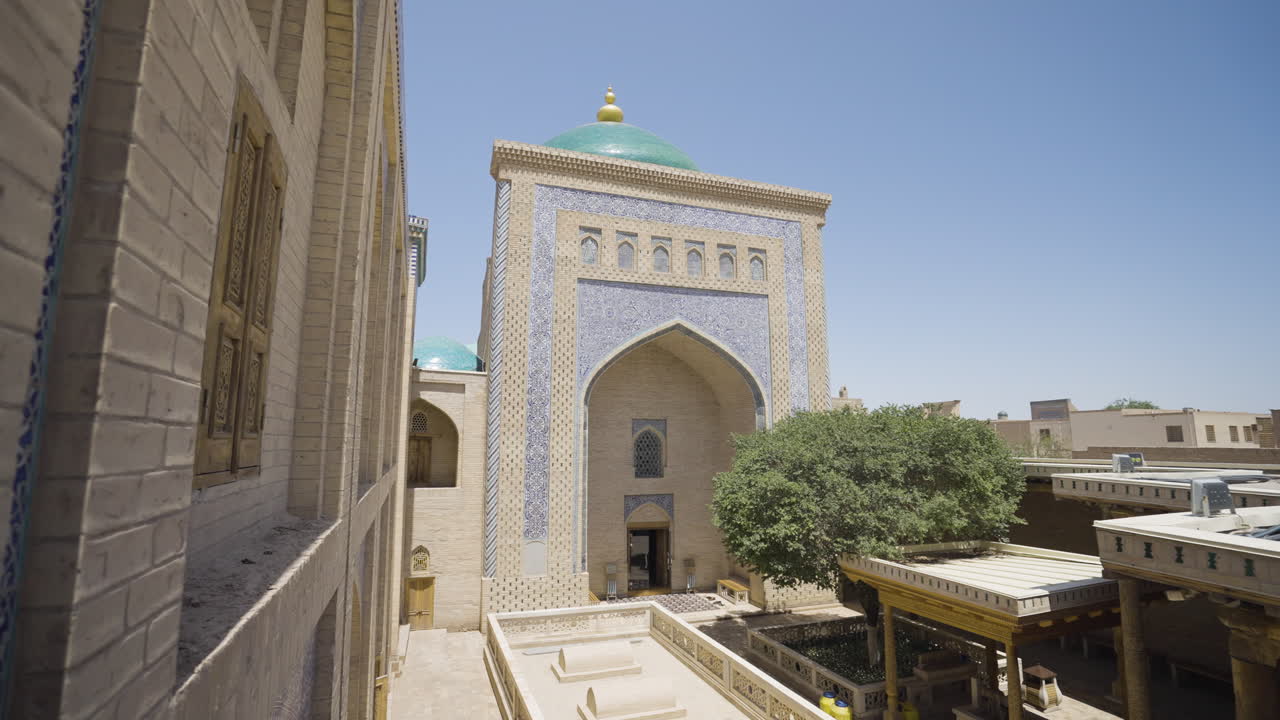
[1111,453,1145,472]
[1190,478,1233,517]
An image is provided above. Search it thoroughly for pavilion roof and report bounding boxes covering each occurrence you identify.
[840,541,1121,645]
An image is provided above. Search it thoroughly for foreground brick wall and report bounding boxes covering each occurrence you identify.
[0,0,86,649]
[9,0,413,717]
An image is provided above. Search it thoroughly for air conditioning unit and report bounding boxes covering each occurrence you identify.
[1111,453,1145,472]
[1190,478,1233,517]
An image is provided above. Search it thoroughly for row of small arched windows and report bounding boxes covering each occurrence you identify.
[581,234,765,282]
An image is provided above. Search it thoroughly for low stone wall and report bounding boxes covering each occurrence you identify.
[484,602,829,720]
[1074,446,1280,466]
[747,616,987,719]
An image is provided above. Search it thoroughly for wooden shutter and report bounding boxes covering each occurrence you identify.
[196,93,265,479]
[235,134,285,471]
[195,83,285,484]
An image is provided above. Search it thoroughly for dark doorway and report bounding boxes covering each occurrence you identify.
[627,528,670,592]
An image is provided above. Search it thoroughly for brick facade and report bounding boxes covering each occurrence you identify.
[479,140,833,620]
[1073,446,1280,465]
[5,0,413,717]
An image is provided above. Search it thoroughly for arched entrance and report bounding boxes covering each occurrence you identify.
[406,400,458,487]
[583,326,763,598]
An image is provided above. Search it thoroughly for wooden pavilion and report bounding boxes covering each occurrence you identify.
[839,542,1123,720]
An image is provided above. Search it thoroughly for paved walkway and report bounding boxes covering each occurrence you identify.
[388,629,500,720]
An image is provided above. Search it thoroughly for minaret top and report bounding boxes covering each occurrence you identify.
[596,86,624,122]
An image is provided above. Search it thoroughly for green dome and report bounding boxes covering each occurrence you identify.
[413,336,480,372]
[544,122,699,171]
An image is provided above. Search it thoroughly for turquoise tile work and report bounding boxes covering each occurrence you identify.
[545,122,699,171]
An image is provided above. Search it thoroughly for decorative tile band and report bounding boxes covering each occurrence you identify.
[2,0,102,699]
[483,180,510,576]
[624,494,674,522]
[576,280,771,403]
[522,185,809,542]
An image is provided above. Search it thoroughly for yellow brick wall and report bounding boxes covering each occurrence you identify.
[408,370,487,631]
[585,342,756,596]
[482,144,831,618]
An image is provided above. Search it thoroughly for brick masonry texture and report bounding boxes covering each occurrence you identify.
[480,141,832,619]
[408,370,487,631]
[8,0,414,718]
[1073,446,1280,465]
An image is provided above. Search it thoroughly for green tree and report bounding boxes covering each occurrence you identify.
[711,405,1025,664]
[1104,397,1159,410]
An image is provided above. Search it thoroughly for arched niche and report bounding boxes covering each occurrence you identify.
[582,325,762,597]
[406,399,459,487]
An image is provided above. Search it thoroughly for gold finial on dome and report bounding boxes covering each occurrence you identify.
[596,86,624,122]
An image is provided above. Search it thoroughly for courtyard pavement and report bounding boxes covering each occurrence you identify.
[387,629,500,720]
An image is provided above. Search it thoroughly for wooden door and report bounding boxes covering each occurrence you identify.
[373,674,389,720]
[406,578,434,630]
[408,437,431,485]
[654,529,670,588]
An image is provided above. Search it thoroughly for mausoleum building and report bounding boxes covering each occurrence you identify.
[404,89,838,630]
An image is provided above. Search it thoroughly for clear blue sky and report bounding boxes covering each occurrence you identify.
[401,1,1279,420]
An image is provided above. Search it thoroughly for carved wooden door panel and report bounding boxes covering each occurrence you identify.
[194,83,285,484]
[234,135,285,472]
[406,578,434,630]
[196,91,267,479]
[408,437,431,485]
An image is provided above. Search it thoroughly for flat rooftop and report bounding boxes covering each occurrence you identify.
[1095,506,1280,607]
[484,602,828,720]
[1052,470,1280,512]
[840,542,1116,620]
[513,635,745,718]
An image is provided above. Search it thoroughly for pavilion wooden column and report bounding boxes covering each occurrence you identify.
[1218,604,1280,720]
[1110,626,1127,715]
[883,602,898,720]
[1005,641,1023,720]
[1228,658,1280,720]
[1119,578,1151,720]
[984,642,999,693]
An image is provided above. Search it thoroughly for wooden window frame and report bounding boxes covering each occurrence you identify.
[1229,426,1239,442]
[1165,425,1184,443]
[194,81,287,488]
[1205,425,1216,443]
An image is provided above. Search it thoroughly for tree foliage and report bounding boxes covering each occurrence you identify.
[711,405,1026,591]
[1104,397,1159,410]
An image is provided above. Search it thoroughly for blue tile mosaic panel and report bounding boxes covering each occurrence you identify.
[522,185,810,543]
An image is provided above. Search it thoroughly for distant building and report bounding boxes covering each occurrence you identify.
[991,399,1265,457]
[922,399,961,417]
[991,398,1075,456]
[408,215,428,287]
[1071,407,1263,451]
[1261,411,1279,448]
[832,385,864,412]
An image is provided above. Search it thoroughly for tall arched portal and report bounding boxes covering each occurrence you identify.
[584,328,761,597]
